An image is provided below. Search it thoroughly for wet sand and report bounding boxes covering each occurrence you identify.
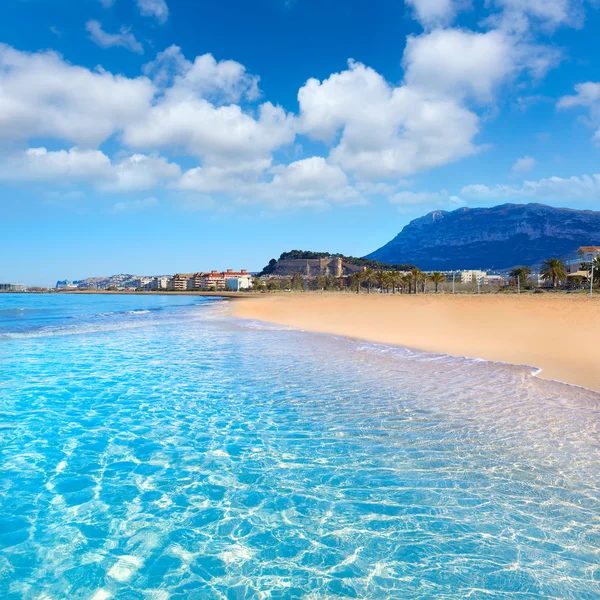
[235,293,600,392]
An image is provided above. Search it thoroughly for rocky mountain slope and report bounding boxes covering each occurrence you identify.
[366,203,600,270]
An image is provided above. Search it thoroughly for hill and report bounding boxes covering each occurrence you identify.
[366,203,600,270]
[260,251,414,277]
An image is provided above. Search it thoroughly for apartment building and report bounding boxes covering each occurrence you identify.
[459,270,488,285]
[147,276,173,290]
[566,246,600,275]
[172,273,195,291]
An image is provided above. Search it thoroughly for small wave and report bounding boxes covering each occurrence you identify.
[126,309,151,315]
[236,319,299,332]
[0,320,167,339]
[0,307,51,317]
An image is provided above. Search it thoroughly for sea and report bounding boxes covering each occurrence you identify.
[1,293,599,599]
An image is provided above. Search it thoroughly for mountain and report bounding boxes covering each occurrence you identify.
[366,203,600,270]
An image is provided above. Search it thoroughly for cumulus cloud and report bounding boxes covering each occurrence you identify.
[0,44,154,147]
[511,155,536,174]
[136,0,169,24]
[461,174,600,203]
[143,45,260,103]
[403,29,559,102]
[124,48,293,166]
[404,0,467,28]
[485,0,584,33]
[103,153,181,192]
[86,20,144,54]
[0,147,180,192]
[298,59,480,179]
[177,157,361,209]
[0,147,112,182]
[558,82,600,143]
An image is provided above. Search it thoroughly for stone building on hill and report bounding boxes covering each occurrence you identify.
[273,257,365,278]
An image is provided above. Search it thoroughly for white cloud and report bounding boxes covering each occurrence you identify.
[104,153,181,192]
[558,82,600,143]
[177,157,361,209]
[0,147,180,192]
[86,20,144,54]
[0,43,154,147]
[143,45,260,103]
[404,0,467,28]
[298,59,479,179]
[124,48,294,166]
[461,174,600,203]
[403,29,559,102]
[511,155,536,174]
[136,0,169,24]
[0,147,112,182]
[485,0,584,33]
[99,0,115,7]
[558,82,600,109]
[113,197,159,213]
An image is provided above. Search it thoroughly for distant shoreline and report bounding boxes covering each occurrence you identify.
[234,293,600,393]
[19,290,249,298]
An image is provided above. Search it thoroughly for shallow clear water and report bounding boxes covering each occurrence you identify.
[1,294,600,599]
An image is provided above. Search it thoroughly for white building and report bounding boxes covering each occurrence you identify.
[225,275,253,291]
[458,270,488,285]
[147,276,172,290]
[566,246,600,275]
[0,283,26,292]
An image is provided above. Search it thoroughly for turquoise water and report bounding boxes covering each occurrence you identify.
[1,294,600,599]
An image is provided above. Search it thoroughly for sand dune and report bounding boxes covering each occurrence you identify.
[235,293,600,392]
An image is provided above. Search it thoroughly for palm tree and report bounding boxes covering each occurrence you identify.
[364,267,375,293]
[388,270,400,294]
[510,266,532,290]
[429,271,446,293]
[351,271,366,294]
[540,258,567,288]
[410,267,423,294]
[375,270,387,292]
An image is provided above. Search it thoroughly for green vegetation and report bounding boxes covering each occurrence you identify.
[540,258,567,288]
[510,266,532,289]
[259,250,415,276]
[428,271,446,293]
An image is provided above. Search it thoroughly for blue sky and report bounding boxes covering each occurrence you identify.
[2,0,600,285]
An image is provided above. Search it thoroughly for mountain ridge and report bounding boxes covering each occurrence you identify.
[366,203,600,270]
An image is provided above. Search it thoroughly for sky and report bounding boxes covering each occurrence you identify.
[2,0,600,285]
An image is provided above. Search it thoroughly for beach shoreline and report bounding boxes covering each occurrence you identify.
[234,293,600,393]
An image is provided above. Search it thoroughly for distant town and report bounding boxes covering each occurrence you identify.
[1,246,599,294]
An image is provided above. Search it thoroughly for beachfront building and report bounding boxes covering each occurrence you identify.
[199,269,250,290]
[172,273,195,291]
[0,282,26,292]
[132,277,154,289]
[55,280,78,290]
[147,276,173,290]
[459,270,488,285]
[226,274,253,291]
[565,246,600,276]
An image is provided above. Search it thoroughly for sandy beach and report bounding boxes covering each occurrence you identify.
[235,293,600,392]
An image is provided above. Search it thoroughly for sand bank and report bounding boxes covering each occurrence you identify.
[235,293,600,392]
